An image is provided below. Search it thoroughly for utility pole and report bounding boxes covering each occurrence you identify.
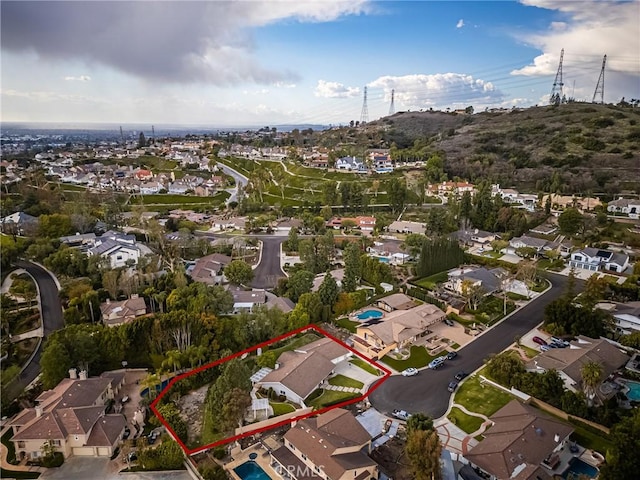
[550,48,565,106]
[592,54,607,104]
[360,86,369,124]
[388,89,395,116]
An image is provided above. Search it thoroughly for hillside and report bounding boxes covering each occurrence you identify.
[321,104,640,195]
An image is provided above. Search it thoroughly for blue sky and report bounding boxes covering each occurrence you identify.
[1,1,638,127]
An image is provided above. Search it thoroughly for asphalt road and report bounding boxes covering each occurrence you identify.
[368,273,577,419]
[250,236,286,289]
[216,162,248,205]
[11,260,64,394]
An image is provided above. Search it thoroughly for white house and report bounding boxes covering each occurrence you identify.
[87,231,152,269]
[335,156,365,172]
[608,198,640,219]
[568,247,629,273]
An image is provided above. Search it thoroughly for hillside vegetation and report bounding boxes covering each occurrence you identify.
[318,103,640,195]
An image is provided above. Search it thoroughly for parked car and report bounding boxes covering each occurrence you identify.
[550,336,570,347]
[444,318,455,327]
[446,351,458,360]
[540,344,552,352]
[448,381,459,393]
[122,426,130,440]
[127,452,137,463]
[121,395,129,404]
[428,357,446,369]
[147,431,159,445]
[402,368,419,377]
[392,409,411,421]
[532,336,547,346]
[454,371,467,381]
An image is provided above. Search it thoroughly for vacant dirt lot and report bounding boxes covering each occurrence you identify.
[176,385,208,445]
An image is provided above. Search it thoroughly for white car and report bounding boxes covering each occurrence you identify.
[402,368,419,377]
[392,409,411,421]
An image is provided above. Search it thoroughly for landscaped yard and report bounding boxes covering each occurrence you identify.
[1,429,18,465]
[328,374,364,390]
[305,389,360,409]
[270,402,296,416]
[266,332,322,360]
[413,271,449,290]
[0,469,40,479]
[335,317,359,333]
[350,357,381,376]
[447,407,485,434]
[137,192,229,206]
[380,346,436,371]
[454,372,513,417]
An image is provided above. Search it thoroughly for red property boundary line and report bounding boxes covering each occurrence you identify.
[150,324,391,455]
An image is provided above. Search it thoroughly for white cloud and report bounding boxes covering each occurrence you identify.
[314,80,361,98]
[368,73,504,110]
[456,19,465,29]
[64,75,91,82]
[513,1,640,76]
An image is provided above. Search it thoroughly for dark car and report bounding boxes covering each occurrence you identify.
[447,351,458,360]
[147,431,159,445]
[122,426,130,440]
[444,318,455,327]
[454,371,467,381]
[448,381,459,393]
[532,336,547,346]
[127,452,137,463]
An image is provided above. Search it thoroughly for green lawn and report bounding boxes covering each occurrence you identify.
[328,374,364,390]
[447,407,485,434]
[1,429,18,465]
[454,372,513,417]
[414,271,449,290]
[270,402,296,416]
[350,357,381,376]
[137,192,229,206]
[380,346,436,371]
[335,317,359,333]
[306,389,360,409]
[266,332,322,359]
[521,346,540,358]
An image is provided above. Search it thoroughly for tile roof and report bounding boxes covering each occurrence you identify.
[189,253,232,284]
[465,400,573,479]
[84,415,126,447]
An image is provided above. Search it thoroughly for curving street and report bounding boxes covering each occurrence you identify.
[369,273,578,419]
[10,260,64,394]
[250,236,287,289]
[216,162,248,205]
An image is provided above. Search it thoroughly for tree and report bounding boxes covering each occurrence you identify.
[224,260,254,286]
[286,269,314,302]
[38,213,73,238]
[221,388,252,431]
[581,360,603,406]
[405,428,442,480]
[459,191,472,220]
[599,408,640,480]
[516,260,538,298]
[486,352,525,386]
[322,181,338,206]
[342,242,362,293]
[285,227,299,252]
[41,339,72,389]
[387,178,408,214]
[299,234,335,274]
[102,269,120,299]
[461,280,485,311]
[406,413,434,433]
[558,207,584,236]
[138,132,146,148]
[296,292,323,324]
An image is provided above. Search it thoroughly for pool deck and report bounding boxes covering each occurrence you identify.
[225,442,281,480]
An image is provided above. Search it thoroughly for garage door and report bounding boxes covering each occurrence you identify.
[97,447,111,457]
[73,447,95,456]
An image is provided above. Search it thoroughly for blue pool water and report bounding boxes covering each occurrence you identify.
[626,380,640,401]
[562,458,599,479]
[375,256,390,263]
[357,309,384,320]
[233,461,271,480]
[140,379,170,398]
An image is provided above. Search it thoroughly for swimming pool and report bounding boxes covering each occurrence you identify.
[375,256,390,263]
[357,309,383,320]
[625,380,640,401]
[233,460,271,480]
[562,458,599,479]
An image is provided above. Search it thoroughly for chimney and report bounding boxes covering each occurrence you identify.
[35,405,43,418]
[69,368,78,379]
[79,370,88,380]
[131,294,139,299]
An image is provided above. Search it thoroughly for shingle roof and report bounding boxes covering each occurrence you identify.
[261,350,334,399]
[363,303,445,346]
[84,415,126,447]
[378,293,416,310]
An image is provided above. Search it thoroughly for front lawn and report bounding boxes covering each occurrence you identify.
[328,374,364,390]
[447,407,485,434]
[454,372,513,417]
[380,346,436,371]
[335,317,359,333]
[413,271,449,290]
[270,402,296,416]
[350,357,381,376]
[305,389,360,409]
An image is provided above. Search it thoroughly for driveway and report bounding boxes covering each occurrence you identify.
[38,456,191,480]
[216,162,247,205]
[369,273,582,419]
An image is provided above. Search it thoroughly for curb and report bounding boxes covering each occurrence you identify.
[251,240,263,270]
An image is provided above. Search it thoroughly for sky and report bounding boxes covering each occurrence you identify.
[1,0,639,128]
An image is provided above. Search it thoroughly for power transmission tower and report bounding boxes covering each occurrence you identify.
[592,54,607,104]
[151,125,155,145]
[550,48,565,106]
[119,126,124,147]
[389,89,395,115]
[360,86,369,124]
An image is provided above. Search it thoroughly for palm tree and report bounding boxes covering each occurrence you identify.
[162,349,184,373]
[140,372,161,400]
[581,361,604,406]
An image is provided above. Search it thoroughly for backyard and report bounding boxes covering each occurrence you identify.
[413,271,449,290]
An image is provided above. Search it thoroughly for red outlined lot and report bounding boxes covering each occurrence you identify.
[151,324,391,455]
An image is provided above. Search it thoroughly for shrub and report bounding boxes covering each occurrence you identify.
[40,452,64,468]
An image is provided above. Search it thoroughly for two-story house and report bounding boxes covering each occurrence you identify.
[100,295,148,327]
[335,156,365,172]
[568,247,630,273]
[87,231,152,269]
[607,197,640,219]
[271,408,380,480]
[9,369,126,460]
